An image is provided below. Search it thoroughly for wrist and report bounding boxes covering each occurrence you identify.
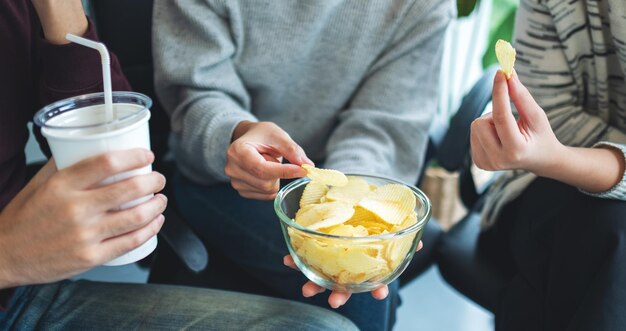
[231,121,256,142]
[593,144,626,189]
[533,144,625,193]
[528,142,569,178]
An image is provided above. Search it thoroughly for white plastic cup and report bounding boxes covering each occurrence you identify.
[34,92,158,266]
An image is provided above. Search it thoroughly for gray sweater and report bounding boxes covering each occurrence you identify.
[153,0,454,185]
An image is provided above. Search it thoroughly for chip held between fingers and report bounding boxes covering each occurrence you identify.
[301,164,348,187]
[495,39,516,79]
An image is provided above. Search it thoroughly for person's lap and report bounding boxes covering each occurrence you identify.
[174,172,399,331]
[480,177,626,330]
[0,280,356,330]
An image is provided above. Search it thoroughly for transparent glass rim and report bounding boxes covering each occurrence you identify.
[274,173,432,241]
[33,91,152,130]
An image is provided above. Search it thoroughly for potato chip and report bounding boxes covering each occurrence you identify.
[391,210,418,232]
[325,177,371,204]
[302,165,348,187]
[346,220,392,236]
[335,270,354,284]
[342,265,389,284]
[384,233,416,270]
[294,204,319,226]
[346,206,377,224]
[324,224,369,237]
[299,181,329,207]
[343,207,392,235]
[495,39,516,79]
[338,247,387,275]
[297,239,344,277]
[288,227,307,249]
[294,201,354,230]
[358,184,416,225]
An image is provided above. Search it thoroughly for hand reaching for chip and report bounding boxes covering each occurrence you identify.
[226,121,313,200]
[283,241,423,309]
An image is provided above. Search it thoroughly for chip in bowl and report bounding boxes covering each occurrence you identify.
[295,201,354,230]
[289,168,421,286]
[358,184,416,225]
[299,181,329,207]
[325,177,371,204]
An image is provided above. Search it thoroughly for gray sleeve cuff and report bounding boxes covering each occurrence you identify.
[580,141,626,200]
[174,97,258,184]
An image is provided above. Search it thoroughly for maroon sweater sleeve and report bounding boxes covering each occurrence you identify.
[34,18,132,156]
[38,19,131,104]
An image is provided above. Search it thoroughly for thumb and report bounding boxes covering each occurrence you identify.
[257,152,306,179]
[13,159,58,208]
[508,70,546,129]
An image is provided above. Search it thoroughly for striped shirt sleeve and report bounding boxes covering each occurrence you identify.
[514,0,626,202]
[582,142,626,200]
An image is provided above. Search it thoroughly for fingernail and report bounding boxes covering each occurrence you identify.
[159,174,167,191]
[298,155,312,165]
[146,150,155,163]
[496,70,505,81]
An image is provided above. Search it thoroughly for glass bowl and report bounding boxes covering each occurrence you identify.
[274,174,431,293]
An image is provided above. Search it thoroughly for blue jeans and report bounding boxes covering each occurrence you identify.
[174,172,400,331]
[0,280,356,330]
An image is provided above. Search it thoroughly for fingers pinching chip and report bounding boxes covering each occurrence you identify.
[495,39,516,79]
[302,165,348,187]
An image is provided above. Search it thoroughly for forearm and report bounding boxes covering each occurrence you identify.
[31,0,88,45]
[172,96,257,184]
[538,145,625,193]
[154,0,256,183]
[0,232,18,289]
